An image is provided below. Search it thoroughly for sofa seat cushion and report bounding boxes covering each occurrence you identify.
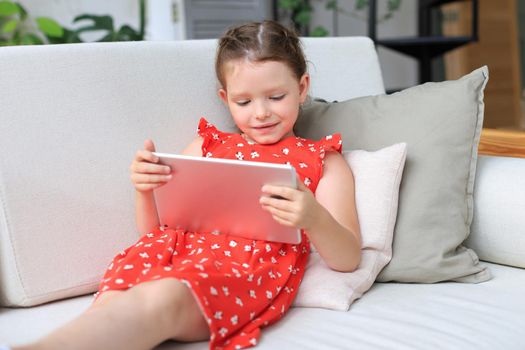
[1,262,523,349]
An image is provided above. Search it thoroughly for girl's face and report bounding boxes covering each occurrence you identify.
[218,59,309,145]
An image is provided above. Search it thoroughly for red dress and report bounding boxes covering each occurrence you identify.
[94,118,342,349]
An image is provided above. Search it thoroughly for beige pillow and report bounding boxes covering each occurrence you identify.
[296,66,491,283]
[293,143,407,310]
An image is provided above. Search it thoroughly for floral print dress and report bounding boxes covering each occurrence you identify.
[94,118,342,349]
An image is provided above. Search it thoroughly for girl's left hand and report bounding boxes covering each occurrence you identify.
[260,178,324,231]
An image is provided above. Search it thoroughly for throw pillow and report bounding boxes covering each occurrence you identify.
[293,143,407,310]
[295,66,491,283]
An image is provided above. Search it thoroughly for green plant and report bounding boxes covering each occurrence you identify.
[0,1,63,45]
[278,0,403,37]
[0,0,145,46]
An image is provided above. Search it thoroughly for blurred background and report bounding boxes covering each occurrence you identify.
[1,0,524,131]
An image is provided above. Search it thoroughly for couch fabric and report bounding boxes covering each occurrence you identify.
[0,38,384,307]
[1,37,524,350]
[2,262,524,349]
[467,155,525,268]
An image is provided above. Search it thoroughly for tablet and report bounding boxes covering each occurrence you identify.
[152,153,301,244]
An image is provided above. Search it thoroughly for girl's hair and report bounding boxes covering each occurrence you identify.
[215,20,307,88]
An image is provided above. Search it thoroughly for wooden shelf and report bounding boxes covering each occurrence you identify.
[423,0,466,7]
[377,36,474,59]
[368,0,478,84]
[479,128,525,158]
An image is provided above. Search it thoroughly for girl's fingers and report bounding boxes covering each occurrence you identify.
[144,139,156,153]
[261,185,296,200]
[136,161,171,175]
[132,173,172,184]
[135,183,163,192]
[262,205,295,226]
[270,212,294,227]
[135,149,159,163]
[259,196,293,212]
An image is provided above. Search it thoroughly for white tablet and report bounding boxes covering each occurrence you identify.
[152,153,301,244]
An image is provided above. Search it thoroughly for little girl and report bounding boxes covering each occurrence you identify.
[13,20,361,350]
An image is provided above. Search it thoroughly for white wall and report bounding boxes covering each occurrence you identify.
[146,0,185,40]
[311,0,418,90]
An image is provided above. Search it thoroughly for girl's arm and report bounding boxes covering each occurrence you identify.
[260,151,361,272]
[133,137,204,236]
[307,152,361,272]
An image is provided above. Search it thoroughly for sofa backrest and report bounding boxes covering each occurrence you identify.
[0,37,384,306]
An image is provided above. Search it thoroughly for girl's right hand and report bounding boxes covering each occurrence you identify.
[130,139,172,193]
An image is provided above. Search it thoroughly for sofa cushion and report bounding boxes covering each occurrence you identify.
[1,262,523,349]
[293,143,407,310]
[467,155,525,268]
[296,67,491,283]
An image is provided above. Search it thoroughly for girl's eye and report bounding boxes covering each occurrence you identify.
[270,94,285,101]
[236,100,250,106]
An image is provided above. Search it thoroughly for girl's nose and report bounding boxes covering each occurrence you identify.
[255,102,270,120]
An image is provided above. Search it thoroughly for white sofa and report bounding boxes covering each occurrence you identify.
[1,37,525,349]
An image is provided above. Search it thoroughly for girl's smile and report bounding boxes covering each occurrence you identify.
[253,122,279,134]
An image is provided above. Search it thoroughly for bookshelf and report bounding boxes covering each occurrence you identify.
[367,0,478,84]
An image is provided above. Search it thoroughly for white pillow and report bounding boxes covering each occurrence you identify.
[293,143,407,310]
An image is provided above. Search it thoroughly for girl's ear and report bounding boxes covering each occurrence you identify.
[299,73,310,103]
[218,88,228,105]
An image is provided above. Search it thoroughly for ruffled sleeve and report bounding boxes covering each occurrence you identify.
[318,133,343,160]
[197,117,219,138]
[197,117,225,157]
[313,133,343,184]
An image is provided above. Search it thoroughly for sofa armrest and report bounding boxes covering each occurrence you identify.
[466,155,525,268]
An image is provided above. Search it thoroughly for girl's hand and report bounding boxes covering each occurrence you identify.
[259,178,324,231]
[129,139,172,193]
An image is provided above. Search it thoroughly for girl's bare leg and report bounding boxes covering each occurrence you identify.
[12,278,209,350]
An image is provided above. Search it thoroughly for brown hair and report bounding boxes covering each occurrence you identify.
[215,20,307,88]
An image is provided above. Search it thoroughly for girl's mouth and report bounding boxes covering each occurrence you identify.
[253,122,278,131]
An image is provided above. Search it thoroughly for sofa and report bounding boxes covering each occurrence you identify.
[1,37,524,349]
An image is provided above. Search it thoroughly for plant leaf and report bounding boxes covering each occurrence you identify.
[97,32,114,42]
[63,28,82,43]
[1,18,16,33]
[278,0,302,10]
[355,0,368,10]
[0,1,19,16]
[310,26,329,37]
[294,9,311,26]
[16,2,27,20]
[73,14,114,33]
[325,0,337,11]
[47,27,82,44]
[116,24,141,41]
[36,17,63,37]
[20,33,43,45]
[388,0,402,12]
